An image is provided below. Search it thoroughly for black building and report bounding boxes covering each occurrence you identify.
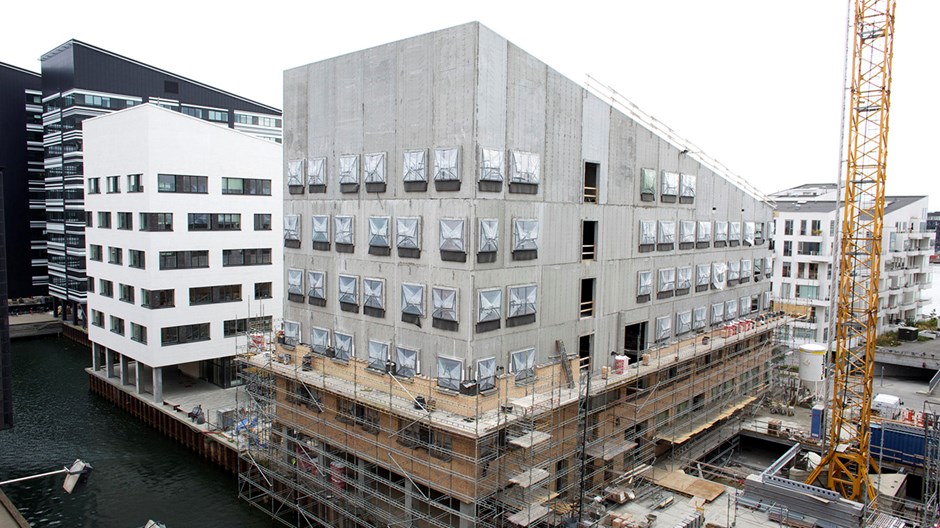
[40,40,282,323]
[0,62,44,300]
[0,171,12,430]
[927,211,940,254]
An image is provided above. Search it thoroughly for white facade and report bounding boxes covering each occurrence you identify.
[83,104,282,390]
[769,186,933,345]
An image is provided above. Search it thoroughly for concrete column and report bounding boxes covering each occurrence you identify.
[459,500,474,528]
[135,362,146,395]
[404,479,414,524]
[119,354,130,385]
[91,345,101,371]
[104,348,115,378]
[152,366,163,403]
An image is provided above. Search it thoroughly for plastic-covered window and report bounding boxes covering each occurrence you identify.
[431,287,458,322]
[311,327,330,355]
[333,332,352,361]
[403,150,426,182]
[478,289,502,322]
[437,357,461,390]
[762,291,772,310]
[658,268,676,293]
[339,155,359,184]
[367,341,388,370]
[765,257,773,275]
[714,221,728,242]
[395,347,418,378]
[284,214,301,241]
[676,311,692,334]
[364,152,386,183]
[726,299,738,319]
[639,220,656,245]
[693,307,707,329]
[640,168,656,195]
[655,315,672,341]
[744,222,756,245]
[312,215,329,243]
[679,174,696,198]
[638,271,653,296]
[480,148,504,182]
[307,271,325,300]
[658,221,676,244]
[512,219,539,251]
[697,221,712,242]
[307,157,326,186]
[334,216,354,245]
[740,296,750,316]
[396,217,420,249]
[711,303,724,324]
[478,357,497,391]
[712,262,727,289]
[508,285,537,318]
[439,219,465,252]
[680,221,696,244]
[741,259,752,277]
[728,260,741,280]
[401,283,425,316]
[696,264,710,286]
[284,320,300,346]
[510,348,535,381]
[510,150,540,184]
[677,266,692,290]
[363,278,385,310]
[338,275,358,305]
[479,219,499,253]
[287,159,304,186]
[287,268,303,295]
[729,222,741,243]
[433,147,459,181]
[369,217,390,248]
[661,171,679,196]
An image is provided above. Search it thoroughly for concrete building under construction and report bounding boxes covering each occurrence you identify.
[237,22,781,528]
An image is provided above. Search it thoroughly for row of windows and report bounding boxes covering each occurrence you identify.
[636,259,773,302]
[87,175,270,196]
[286,148,540,196]
[284,214,538,262]
[651,292,773,343]
[639,169,697,203]
[94,313,273,346]
[88,174,143,194]
[90,280,272,307]
[637,219,765,251]
[235,113,281,128]
[289,269,538,332]
[92,248,271,269]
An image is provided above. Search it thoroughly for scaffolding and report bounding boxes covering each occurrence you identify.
[924,402,940,528]
[235,313,786,528]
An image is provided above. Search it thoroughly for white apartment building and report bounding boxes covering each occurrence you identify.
[769,184,933,345]
[83,104,282,401]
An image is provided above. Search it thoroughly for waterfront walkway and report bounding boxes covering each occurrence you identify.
[8,312,60,340]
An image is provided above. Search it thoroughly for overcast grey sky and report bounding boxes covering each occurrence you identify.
[3,0,936,206]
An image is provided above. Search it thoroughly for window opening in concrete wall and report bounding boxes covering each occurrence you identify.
[431,287,458,331]
[479,148,503,192]
[436,356,461,391]
[578,334,593,372]
[676,310,692,335]
[439,218,466,262]
[714,221,728,248]
[287,268,304,303]
[401,283,425,326]
[696,264,710,293]
[334,216,354,253]
[654,315,671,342]
[509,150,539,194]
[284,214,300,248]
[657,268,675,299]
[287,159,304,194]
[507,284,537,327]
[623,321,647,361]
[477,357,497,392]
[476,288,501,333]
[676,266,692,295]
[307,157,326,193]
[637,270,652,303]
[639,220,656,252]
[338,155,359,193]
[657,220,675,251]
[311,215,330,251]
[403,150,427,192]
[510,348,535,382]
[679,221,695,250]
[478,219,498,263]
[396,217,421,258]
[433,147,460,191]
[394,346,418,378]
[697,220,712,249]
[363,278,385,318]
[368,216,391,256]
[338,275,358,313]
[582,220,597,261]
[729,222,741,246]
[679,173,696,204]
[367,341,388,371]
[363,152,386,193]
[693,306,707,330]
[580,278,595,318]
[511,219,538,260]
[311,328,330,356]
[333,333,352,361]
[583,162,598,203]
[640,168,656,201]
[661,171,679,202]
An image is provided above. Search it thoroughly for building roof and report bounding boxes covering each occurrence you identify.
[773,195,926,215]
[0,61,40,78]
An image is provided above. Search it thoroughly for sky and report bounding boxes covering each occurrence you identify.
[3,0,937,207]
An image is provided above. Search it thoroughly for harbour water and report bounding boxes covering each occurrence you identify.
[0,337,272,528]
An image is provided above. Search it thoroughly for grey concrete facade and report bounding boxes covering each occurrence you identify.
[282,22,774,381]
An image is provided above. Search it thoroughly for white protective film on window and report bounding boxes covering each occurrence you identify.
[728,260,741,281]
[333,332,352,361]
[311,327,330,354]
[677,266,692,290]
[478,357,497,391]
[661,171,679,196]
[363,152,386,183]
[403,150,426,182]
[680,221,696,244]
[765,257,774,275]
[335,216,354,245]
[741,259,752,277]
[480,148,504,182]
[511,348,535,381]
[729,222,741,243]
[639,220,656,245]
[658,268,676,293]
[339,155,359,184]
[338,275,358,305]
[437,356,462,390]
[307,157,326,186]
[287,159,304,186]
[762,291,772,310]
[432,287,457,321]
[711,303,724,324]
[434,147,459,181]
[697,221,712,242]
[512,219,539,251]
[478,289,502,322]
[312,215,329,243]
[396,347,418,377]
[510,150,540,184]
[640,168,656,194]
[368,340,388,370]
[679,173,696,198]
[287,268,303,295]
[658,221,675,244]
[283,321,300,345]
[363,278,385,310]
[479,219,499,253]
[401,283,425,316]
[693,306,707,329]
[638,271,653,296]
[284,214,300,240]
[726,299,738,319]
[677,310,692,334]
[712,262,727,289]
[369,216,390,247]
[396,217,420,249]
[740,296,750,316]
[744,222,756,245]
[696,264,710,287]
[655,315,672,341]
[307,271,325,300]
[508,285,537,318]
[439,219,465,252]
[714,221,728,242]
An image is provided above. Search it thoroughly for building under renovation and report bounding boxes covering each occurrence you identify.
[238,22,780,527]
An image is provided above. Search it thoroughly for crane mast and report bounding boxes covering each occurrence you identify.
[805,0,896,504]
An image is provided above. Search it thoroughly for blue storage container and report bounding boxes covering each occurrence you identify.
[870,421,925,467]
[811,404,825,438]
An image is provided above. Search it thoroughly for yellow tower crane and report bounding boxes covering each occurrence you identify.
[804,0,896,503]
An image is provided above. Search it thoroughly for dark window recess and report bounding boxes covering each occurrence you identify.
[404,181,427,192]
[255,282,273,299]
[369,245,391,257]
[189,284,242,305]
[508,181,538,194]
[506,313,536,328]
[580,278,595,318]
[476,319,500,333]
[365,182,386,193]
[288,292,304,303]
[477,251,496,264]
[578,334,593,371]
[161,323,210,346]
[340,301,359,314]
[363,306,385,319]
[285,239,301,249]
[512,248,537,261]
[582,221,597,261]
[441,250,467,263]
[164,80,179,94]
[435,180,460,192]
[583,162,598,203]
[432,318,459,332]
[623,322,647,363]
[159,251,208,270]
[336,242,354,254]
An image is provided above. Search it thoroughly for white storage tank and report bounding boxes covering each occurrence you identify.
[799,343,826,398]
